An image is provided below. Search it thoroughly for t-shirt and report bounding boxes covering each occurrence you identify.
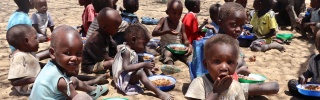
[307,54,320,84]
[185,75,246,100]
[31,12,54,34]
[121,10,138,23]
[7,52,41,95]
[205,22,219,37]
[29,60,72,100]
[82,4,97,35]
[182,12,203,44]
[310,8,320,23]
[82,31,114,68]
[86,18,99,38]
[250,11,277,44]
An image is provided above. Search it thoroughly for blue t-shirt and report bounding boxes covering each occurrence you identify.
[7,11,32,52]
[205,22,219,37]
[121,10,138,23]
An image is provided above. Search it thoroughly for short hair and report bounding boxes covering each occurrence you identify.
[204,34,239,59]
[123,0,139,13]
[92,0,113,12]
[219,2,245,21]
[14,0,29,8]
[167,0,183,10]
[124,23,150,41]
[6,24,33,48]
[184,0,198,11]
[256,0,273,10]
[50,25,80,48]
[209,3,221,15]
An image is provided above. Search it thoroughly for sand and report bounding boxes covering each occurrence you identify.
[0,0,314,100]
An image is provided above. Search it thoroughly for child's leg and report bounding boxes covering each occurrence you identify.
[82,60,114,74]
[129,69,173,100]
[103,59,114,70]
[160,49,174,65]
[77,74,108,85]
[261,42,285,52]
[248,82,279,96]
[70,77,108,99]
[72,93,93,100]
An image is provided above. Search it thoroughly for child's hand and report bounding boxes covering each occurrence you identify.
[144,62,155,69]
[298,75,307,84]
[166,29,179,35]
[202,19,209,25]
[212,75,233,94]
[205,24,215,29]
[185,45,193,56]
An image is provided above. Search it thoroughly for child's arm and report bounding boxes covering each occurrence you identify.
[259,29,275,39]
[57,78,78,99]
[299,70,313,84]
[181,25,193,55]
[48,13,55,32]
[10,77,36,86]
[205,24,218,34]
[152,18,174,36]
[122,50,155,72]
[206,75,233,100]
[198,19,209,32]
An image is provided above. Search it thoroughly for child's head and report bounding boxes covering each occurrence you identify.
[34,0,48,14]
[184,0,200,13]
[6,24,39,52]
[97,7,122,36]
[49,25,83,75]
[14,0,34,13]
[253,0,273,11]
[218,2,246,39]
[123,0,139,13]
[166,0,183,24]
[124,23,150,53]
[203,34,239,80]
[311,0,320,8]
[235,0,247,8]
[79,0,92,6]
[209,3,221,23]
[92,0,113,12]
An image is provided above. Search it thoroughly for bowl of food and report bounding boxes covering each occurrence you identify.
[238,32,255,40]
[297,84,320,97]
[276,33,294,40]
[166,44,188,55]
[148,75,176,91]
[238,74,266,84]
[137,53,154,62]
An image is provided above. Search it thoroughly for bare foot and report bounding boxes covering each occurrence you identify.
[158,91,173,100]
[94,74,109,85]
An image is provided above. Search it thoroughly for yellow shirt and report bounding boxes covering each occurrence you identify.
[250,11,277,44]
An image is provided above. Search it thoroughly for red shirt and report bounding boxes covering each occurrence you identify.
[82,4,97,36]
[182,12,204,44]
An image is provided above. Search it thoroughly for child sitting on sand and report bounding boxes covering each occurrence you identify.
[182,0,208,44]
[121,0,139,23]
[29,25,107,100]
[31,0,54,42]
[205,3,221,37]
[79,0,96,37]
[186,34,246,100]
[82,8,122,74]
[6,24,40,95]
[250,0,285,52]
[152,0,192,65]
[112,23,173,100]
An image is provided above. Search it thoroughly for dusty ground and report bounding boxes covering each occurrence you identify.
[0,0,314,100]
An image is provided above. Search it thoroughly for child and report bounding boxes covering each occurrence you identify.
[82,8,122,74]
[6,24,40,95]
[79,0,96,37]
[300,0,320,39]
[235,0,247,8]
[205,3,221,37]
[250,0,285,52]
[121,0,139,23]
[113,23,173,100]
[152,0,192,65]
[185,34,246,100]
[7,0,34,52]
[113,0,124,13]
[29,25,107,100]
[182,0,208,44]
[31,0,54,42]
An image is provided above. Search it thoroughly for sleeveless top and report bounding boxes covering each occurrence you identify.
[29,61,72,100]
[160,17,182,47]
[311,8,320,22]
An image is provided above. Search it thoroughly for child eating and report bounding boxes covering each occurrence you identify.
[31,0,54,42]
[79,0,96,37]
[82,8,122,74]
[29,25,107,100]
[121,0,139,23]
[6,24,40,95]
[113,23,173,100]
[152,0,192,65]
[185,34,246,100]
[205,3,221,37]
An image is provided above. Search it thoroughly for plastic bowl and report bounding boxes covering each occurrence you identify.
[238,74,266,84]
[102,97,129,100]
[161,64,181,75]
[148,75,176,91]
[297,84,320,97]
[276,33,294,40]
[238,33,255,39]
[137,53,154,62]
[166,44,188,55]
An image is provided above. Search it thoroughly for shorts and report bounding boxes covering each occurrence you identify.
[82,60,105,74]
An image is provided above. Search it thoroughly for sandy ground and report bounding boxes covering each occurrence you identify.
[0,0,315,100]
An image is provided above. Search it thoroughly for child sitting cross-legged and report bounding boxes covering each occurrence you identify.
[6,24,40,95]
[152,0,193,65]
[29,25,108,100]
[121,0,139,23]
[112,23,173,100]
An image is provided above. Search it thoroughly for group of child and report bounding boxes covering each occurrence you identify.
[5,0,320,99]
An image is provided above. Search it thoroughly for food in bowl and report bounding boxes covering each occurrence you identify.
[305,85,320,91]
[152,79,173,87]
[170,46,187,51]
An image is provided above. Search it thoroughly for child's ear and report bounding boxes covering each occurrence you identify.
[25,37,30,45]
[49,47,55,60]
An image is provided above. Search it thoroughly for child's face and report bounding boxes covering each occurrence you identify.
[194,0,201,13]
[27,28,39,52]
[236,0,247,8]
[166,2,183,24]
[51,32,83,75]
[204,44,238,81]
[219,10,247,39]
[132,37,149,53]
[35,0,47,13]
[253,0,262,11]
